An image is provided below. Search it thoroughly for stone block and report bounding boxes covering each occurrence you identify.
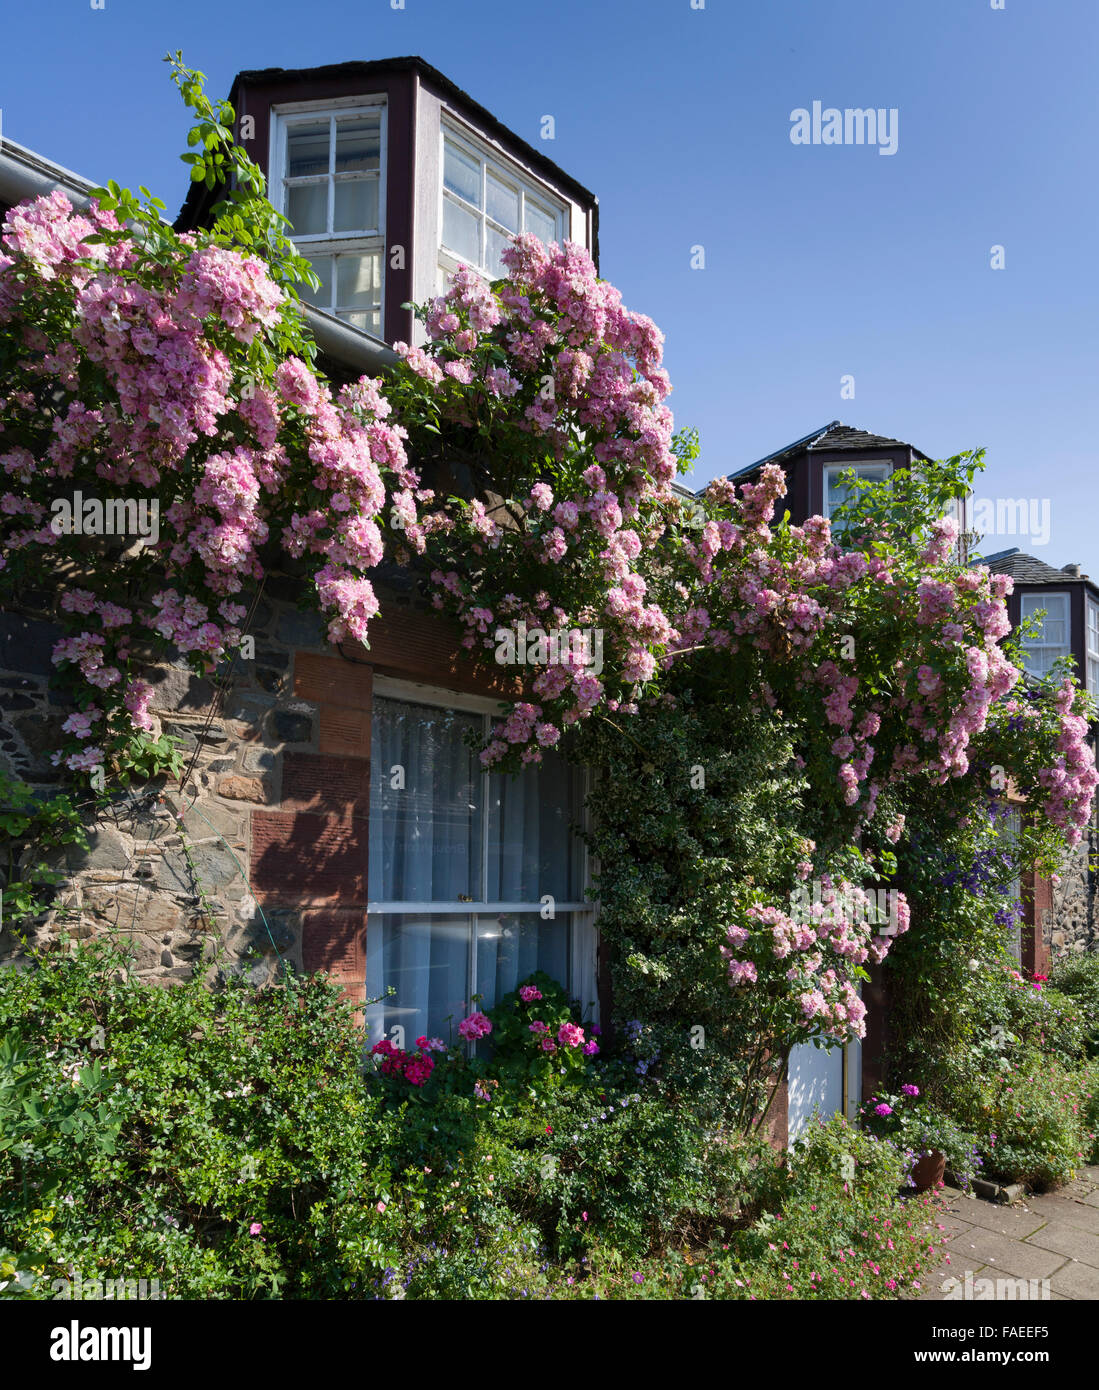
[162,719,227,748]
[301,908,366,1003]
[83,886,188,938]
[0,613,62,676]
[270,711,314,744]
[156,844,241,894]
[48,824,132,874]
[217,776,270,804]
[146,665,215,713]
[243,749,278,773]
[276,610,325,647]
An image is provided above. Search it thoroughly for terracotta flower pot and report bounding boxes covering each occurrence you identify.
[910,1150,946,1192]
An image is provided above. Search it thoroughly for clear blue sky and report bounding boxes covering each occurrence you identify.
[2,0,1096,566]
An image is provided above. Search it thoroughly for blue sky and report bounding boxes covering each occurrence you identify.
[2,0,1096,566]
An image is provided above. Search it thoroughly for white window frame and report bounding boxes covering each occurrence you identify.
[822,461,892,523]
[269,100,387,335]
[366,675,597,1043]
[438,118,568,285]
[1087,596,1099,694]
[1020,592,1072,680]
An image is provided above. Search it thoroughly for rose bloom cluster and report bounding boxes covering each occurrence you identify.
[0,192,420,774]
[394,233,680,766]
[689,468,1095,843]
[721,879,912,1042]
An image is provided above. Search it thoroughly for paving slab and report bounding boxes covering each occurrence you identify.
[947,1201,1046,1240]
[919,1166,1099,1300]
[919,1264,980,1300]
[1025,1221,1099,1268]
[944,1228,1067,1281]
[1049,1260,1099,1300]
[929,1213,977,1243]
[1017,1194,1099,1233]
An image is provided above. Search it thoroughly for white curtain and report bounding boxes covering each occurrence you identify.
[475,911,568,1012]
[366,695,586,1044]
[368,698,482,902]
[486,757,580,902]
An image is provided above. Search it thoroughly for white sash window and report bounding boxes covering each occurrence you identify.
[272,102,387,336]
[365,678,597,1047]
[1020,592,1071,679]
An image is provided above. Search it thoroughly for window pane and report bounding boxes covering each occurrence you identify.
[524,199,558,246]
[826,466,888,518]
[486,752,582,902]
[442,197,481,265]
[1022,593,1069,648]
[336,251,381,308]
[335,115,381,172]
[339,308,382,335]
[333,177,378,233]
[287,182,327,236]
[366,913,471,1046]
[286,121,330,178]
[369,698,484,901]
[486,171,519,232]
[476,912,569,1012]
[300,254,332,308]
[444,139,481,207]
[485,223,511,275]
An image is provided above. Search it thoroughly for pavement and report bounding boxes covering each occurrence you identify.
[918,1165,1099,1301]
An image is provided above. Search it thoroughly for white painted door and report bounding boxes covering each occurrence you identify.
[787,1040,845,1144]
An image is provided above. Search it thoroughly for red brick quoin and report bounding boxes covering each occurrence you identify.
[249,652,376,1008]
[252,609,520,1012]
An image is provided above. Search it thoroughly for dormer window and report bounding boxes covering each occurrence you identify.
[823,462,891,530]
[1086,597,1099,693]
[272,103,387,335]
[439,122,566,285]
[1020,592,1071,679]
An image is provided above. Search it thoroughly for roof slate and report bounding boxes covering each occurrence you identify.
[981,550,1096,586]
[706,420,929,492]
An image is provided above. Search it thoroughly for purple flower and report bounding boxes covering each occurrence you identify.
[901,1084,919,1097]
[874,1103,893,1117]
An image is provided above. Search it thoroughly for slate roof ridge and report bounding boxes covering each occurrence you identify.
[981,550,1097,588]
[703,420,928,494]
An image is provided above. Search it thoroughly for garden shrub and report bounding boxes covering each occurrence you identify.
[0,941,768,1298]
[1049,953,1099,1056]
[940,1053,1098,1189]
[696,1117,944,1300]
[0,938,401,1299]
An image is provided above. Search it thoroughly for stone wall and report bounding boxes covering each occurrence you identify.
[1045,836,1097,959]
[0,568,517,1004]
